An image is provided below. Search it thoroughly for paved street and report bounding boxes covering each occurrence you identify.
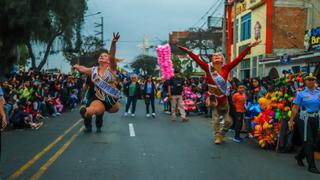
[0,101,319,180]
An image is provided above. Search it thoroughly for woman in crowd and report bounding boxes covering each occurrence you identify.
[143,75,156,118]
[123,74,141,117]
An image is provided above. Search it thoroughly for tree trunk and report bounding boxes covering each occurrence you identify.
[26,41,36,69]
[37,31,63,71]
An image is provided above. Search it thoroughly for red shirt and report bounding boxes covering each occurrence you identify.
[232,92,246,113]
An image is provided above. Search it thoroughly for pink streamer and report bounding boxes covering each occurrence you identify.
[156,44,174,80]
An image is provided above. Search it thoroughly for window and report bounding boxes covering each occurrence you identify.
[236,19,239,42]
[241,13,251,41]
[258,55,264,77]
[240,59,250,80]
[252,57,257,77]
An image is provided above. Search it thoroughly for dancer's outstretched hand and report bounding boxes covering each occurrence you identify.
[112,32,120,43]
[248,40,262,48]
[177,45,191,53]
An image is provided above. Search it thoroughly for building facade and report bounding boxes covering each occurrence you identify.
[227,0,320,79]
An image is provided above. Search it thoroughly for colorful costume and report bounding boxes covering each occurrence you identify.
[91,66,120,111]
[181,46,252,143]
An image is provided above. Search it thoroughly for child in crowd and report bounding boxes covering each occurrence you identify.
[232,83,247,143]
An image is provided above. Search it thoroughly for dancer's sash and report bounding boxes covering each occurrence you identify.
[91,67,121,99]
[208,63,231,96]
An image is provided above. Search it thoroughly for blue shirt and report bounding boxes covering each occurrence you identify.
[146,82,152,94]
[293,87,320,113]
[0,87,3,96]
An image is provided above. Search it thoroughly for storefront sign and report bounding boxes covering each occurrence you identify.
[248,0,266,9]
[236,2,247,15]
[304,26,320,51]
[280,54,291,64]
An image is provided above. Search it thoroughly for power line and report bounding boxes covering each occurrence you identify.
[191,2,218,27]
[200,0,224,29]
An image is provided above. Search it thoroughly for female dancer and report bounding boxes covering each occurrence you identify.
[73,33,121,119]
[178,41,260,144]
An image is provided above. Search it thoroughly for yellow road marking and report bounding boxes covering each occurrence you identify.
[30,126,85,180]
[8,119,82,180]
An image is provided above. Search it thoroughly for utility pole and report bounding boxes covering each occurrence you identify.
[95,17,104,47]
[222,0,227,60]
[233,0,237,60]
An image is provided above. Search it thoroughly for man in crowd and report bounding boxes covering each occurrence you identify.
[167,69,188,122]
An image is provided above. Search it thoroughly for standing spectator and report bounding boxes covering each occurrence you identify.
[1,80,15,125]
[289,73,320,174]
[0,86,7,159]
[168,69,188,122]
[162,79,171,114]
[143,75,156,117]
[232,83,246,143]
[248,77,267,103]
[124,74,141,117]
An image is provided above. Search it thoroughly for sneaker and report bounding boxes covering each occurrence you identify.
[152,113,156,117]
[294,156,305,167]
[84,127,92,133]
[308,167,320,174]
[96,128,101,133]
[214,136,222,144]
[232,137,243,143]
[124,112,128,116]
[56,112,61,116]
[171,116,176,121]
[131,114,135,117]
[182,118,189,122]
[146,114,150,117]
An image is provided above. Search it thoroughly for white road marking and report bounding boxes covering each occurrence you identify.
[129,123,136,137]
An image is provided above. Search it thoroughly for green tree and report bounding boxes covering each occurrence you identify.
[172,55,193,77]
[0,0,87,74]
[131,55,158,76]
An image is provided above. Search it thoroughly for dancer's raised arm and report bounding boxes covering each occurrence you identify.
[109,32,120,71]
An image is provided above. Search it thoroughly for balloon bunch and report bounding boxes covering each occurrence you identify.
[156,44,174,80]
[250,73,305,148]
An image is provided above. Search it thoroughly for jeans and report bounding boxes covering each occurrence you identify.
[145,96,155,114]
[125,96,137,114]
[3,104,12,124]
[234,112,244,138]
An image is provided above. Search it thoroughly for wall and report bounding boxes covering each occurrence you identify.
[272,6,307,53]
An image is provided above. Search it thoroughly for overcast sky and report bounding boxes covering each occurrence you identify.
[46,0,224,73]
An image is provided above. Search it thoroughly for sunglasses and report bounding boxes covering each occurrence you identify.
[306,79,316,81]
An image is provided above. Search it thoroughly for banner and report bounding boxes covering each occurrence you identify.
[304,26,320,51]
